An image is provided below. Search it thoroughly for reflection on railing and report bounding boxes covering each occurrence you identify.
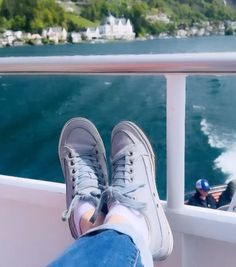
[1,52,236,74]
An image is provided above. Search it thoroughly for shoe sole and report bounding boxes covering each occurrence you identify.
[112,121,173,260]
[58,117,108,239]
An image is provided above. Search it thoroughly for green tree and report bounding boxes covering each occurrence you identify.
[0,0,66,32]
[127,2,149,36]
[148,21,167,35]
[11,15,26,31]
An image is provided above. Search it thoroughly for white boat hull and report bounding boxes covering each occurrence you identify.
[1,175,236,267]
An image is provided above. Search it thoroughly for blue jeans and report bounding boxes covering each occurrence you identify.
[49,229,143,267]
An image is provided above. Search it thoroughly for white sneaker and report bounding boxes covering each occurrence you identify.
[58,117,108,238]
[110,121,173,261]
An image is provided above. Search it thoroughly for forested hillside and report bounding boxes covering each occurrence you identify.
[0,0,236,36]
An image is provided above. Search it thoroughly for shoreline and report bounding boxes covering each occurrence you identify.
[1,34,236,50]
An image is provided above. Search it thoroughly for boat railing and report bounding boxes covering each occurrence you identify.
[1,52,236,210]
[1,52,236,267]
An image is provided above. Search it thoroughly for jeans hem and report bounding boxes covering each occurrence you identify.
[84,223,153,267]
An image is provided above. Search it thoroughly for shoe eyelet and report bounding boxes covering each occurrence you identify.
[130,177,133,182]
[70,161,74,166]
[130,169,133,173]
[72,169,76,174]
[95,150,98,155]
[129,151,133,156]
[133,196,136,200]
[130,160,133,165]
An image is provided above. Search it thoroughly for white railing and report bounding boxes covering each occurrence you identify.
[1,52,236,210]
[1,52,236,74]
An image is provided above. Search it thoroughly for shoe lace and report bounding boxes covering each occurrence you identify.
[90,148,146,224]
[62,147,104,221]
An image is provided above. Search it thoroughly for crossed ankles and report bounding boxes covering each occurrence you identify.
[59,118,173,261]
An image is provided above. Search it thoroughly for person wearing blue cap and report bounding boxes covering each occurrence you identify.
[188,179,217,209]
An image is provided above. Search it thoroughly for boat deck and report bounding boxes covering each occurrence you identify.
[1,175,236,267]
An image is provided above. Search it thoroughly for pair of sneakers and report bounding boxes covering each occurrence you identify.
[58,117,173,261]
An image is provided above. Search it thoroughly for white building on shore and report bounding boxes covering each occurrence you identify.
[83,15,135,41]
[71,32,82,43]
[99,15,135,40]
[83,27,101,41]
[146,13,170,24]
[42,27,67,44]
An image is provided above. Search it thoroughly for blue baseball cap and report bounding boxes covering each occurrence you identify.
[196,179,210,192]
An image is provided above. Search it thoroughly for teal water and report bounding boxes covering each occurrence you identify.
[1,35,236,199]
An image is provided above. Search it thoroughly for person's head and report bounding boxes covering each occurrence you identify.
[195,178,210,197]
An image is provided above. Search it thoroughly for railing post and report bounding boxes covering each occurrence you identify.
[166,74,186,210]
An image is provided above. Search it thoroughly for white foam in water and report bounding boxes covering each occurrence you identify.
[200,119,225,148]
[193,105,206,111]
[200,118,236,181]
[214,149,236,181]
[104,81,111,86]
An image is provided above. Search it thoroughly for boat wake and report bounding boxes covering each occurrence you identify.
[200,118,236,182]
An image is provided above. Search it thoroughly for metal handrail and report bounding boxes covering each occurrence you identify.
[1,52,235,210]
[0,52,236,74]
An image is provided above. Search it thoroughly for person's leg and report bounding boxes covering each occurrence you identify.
[92,121,173,266]
[49,118,143,267]
[78,205,105,234]
[48,229,143,267]
[82,121,173,266]
[49,119,173,267]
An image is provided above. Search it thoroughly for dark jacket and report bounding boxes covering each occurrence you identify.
[217,180,236,208]
[188,191,217,209]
